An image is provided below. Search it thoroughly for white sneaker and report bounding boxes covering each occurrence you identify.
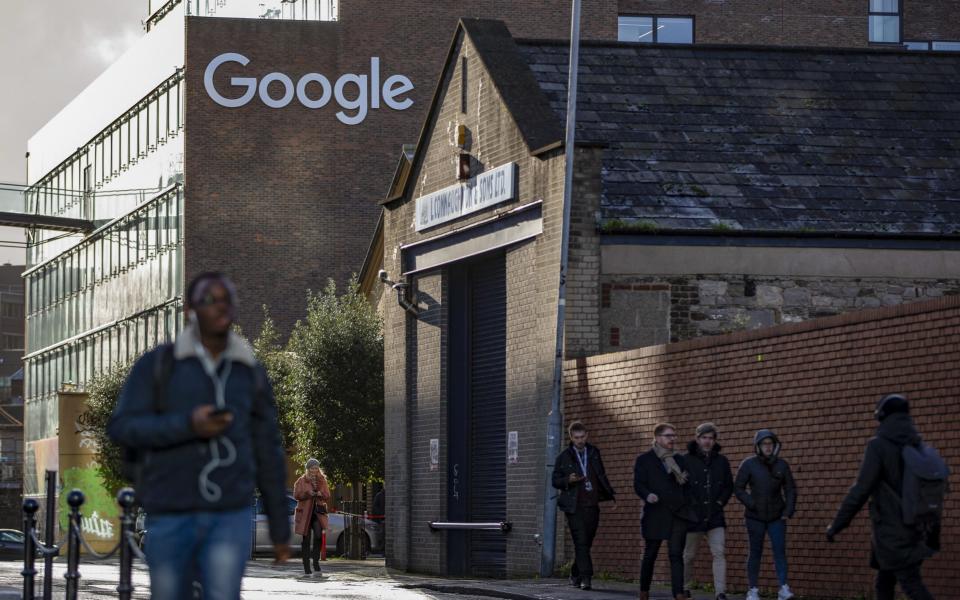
[778,584,795,600]
[745,588,760,600]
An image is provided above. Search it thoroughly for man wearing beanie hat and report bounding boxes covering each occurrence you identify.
[826,394,945,600]
[683,423,733,600]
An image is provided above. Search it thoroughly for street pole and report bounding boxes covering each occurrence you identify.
[540,0,581,578]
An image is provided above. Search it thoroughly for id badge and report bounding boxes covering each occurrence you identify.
[584,480,593,492]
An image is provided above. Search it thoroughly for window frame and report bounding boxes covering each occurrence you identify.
[868,0,902,45]
[618,14,696,45]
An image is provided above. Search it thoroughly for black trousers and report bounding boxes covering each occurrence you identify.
[565,505,600,579]
[301,512,324,573]
[640,517,687,596]
[876,563,934,600]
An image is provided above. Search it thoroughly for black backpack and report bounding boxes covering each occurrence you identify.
[120,343,267,487]
[900,442,949,550]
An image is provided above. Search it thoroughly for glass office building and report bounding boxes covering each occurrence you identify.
[22,0,332,498]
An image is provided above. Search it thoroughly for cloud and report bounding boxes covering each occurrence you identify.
[87,25,143,66]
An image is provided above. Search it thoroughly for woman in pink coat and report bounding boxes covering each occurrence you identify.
[293,458,331,576]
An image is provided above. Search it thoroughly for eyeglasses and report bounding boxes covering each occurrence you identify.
[658,433,677,439]
[195,293,232,307]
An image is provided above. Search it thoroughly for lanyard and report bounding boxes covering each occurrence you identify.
[576,448,589,478]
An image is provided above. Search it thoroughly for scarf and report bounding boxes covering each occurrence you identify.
[653,442,689,485]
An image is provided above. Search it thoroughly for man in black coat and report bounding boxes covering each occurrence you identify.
[552,420,616,591]
[683,422,733,600]
[826,394,937,600]
[734,430,797,600]
[634,422,695,600]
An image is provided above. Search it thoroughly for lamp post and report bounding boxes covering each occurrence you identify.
[540,0,582,578]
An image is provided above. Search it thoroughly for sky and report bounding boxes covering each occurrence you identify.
[0,1,145,265]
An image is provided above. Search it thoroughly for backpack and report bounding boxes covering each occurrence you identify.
[900,442,949,538]
[120,343,267,488]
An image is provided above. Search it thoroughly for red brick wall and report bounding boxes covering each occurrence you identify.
[563,296,960,598]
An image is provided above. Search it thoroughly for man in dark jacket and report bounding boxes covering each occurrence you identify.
[735,430,796,600]
[826,394,937,600]
[109,272,290,600]
[683,422,733,600]
[552,421,616,591]
[634,422,694,600]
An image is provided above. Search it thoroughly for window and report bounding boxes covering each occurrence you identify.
[933,41,960,51]
[904,40,960,51]
[619,15,693,44]
[869,0,900,44]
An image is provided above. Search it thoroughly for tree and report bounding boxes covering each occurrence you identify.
[287,278,384,489]
[84,359,134,497]
[251,309,298,450]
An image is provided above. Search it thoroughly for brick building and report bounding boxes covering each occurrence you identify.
[371,15,960,580]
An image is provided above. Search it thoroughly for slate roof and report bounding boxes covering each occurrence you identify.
[516,41,960,234]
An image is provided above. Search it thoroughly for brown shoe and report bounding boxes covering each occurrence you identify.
[674,594,688,600]
[638,592,649,600]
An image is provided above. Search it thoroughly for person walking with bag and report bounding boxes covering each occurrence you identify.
[826,394,946,600]
[634,422,694,600]
[294,458,331,577]
[735,430,797,600]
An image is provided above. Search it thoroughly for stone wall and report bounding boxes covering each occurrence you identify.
[601,274,960,352]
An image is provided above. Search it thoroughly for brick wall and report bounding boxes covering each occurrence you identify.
[563,295,960,598]
[616,0,960,47]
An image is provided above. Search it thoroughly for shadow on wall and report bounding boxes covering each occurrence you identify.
[562,296,960,599]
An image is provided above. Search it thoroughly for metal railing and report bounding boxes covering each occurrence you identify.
[21,470,142,600]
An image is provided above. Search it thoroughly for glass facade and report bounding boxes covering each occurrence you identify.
[23,40,187,496]
[26,71,185,266]
[22,186,184,496]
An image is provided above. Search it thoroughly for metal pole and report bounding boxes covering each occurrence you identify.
[117,489,136,600]
[43,470,57,600]
[540,0,581,578]
[65,491,84,600]
[22,498,39,600]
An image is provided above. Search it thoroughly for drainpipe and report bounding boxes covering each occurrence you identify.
[540,0,581,578]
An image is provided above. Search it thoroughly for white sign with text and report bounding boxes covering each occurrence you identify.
[415,162,517,232]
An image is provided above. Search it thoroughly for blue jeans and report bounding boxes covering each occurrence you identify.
[146,508,251,600]
[746,518,787,588]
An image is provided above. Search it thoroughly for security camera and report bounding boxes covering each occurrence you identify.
[378,269,389,282]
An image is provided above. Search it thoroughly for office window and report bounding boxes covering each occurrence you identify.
[932,41,960,51]
[904,40,960,51]
[869,0,900,43]
[619,15,693,44]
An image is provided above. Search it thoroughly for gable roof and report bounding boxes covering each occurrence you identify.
[385,18,564,208]
[516,40,960,235]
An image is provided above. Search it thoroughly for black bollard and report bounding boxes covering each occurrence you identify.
[43,470,58,600]
[65,490,84,600]
[116,488,136,600]
[22,497,39,600]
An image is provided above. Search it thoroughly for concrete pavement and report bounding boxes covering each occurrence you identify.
[0,555,737,599]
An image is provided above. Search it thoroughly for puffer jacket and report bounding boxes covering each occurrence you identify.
[734,430,797,523]
[685,440,734,531]
[829,413,935,570]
